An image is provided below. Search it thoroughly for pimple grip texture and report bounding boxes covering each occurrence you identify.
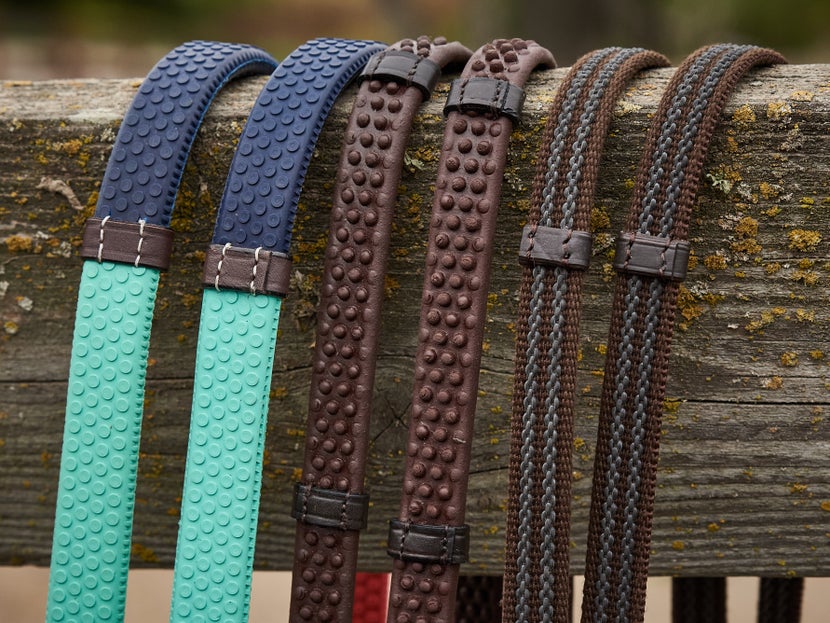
[385,38,555,623]
[47,41,278,623]
[288,37,472,623]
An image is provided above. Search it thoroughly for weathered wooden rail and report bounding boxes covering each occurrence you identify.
[1,64,828,576]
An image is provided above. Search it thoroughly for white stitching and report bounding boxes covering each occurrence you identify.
[214,242,232,291]
[135,219,146,268]
[97,215,110,263]
[250,246,262,295]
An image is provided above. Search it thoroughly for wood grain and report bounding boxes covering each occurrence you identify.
[0,65,828,575]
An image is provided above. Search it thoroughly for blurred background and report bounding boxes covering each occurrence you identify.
[2,0,830,78]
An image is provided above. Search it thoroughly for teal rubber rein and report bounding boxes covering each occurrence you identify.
[45,41,277,623]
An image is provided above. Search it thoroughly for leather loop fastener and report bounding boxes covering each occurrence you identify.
[519,224,592,269]
[81,217,174,270]
[360,49,441,99]
[386,519,470,565]
[613,231,691,281]
[291,483,370,531]
[202,243,292,296]
[444,76,526,123]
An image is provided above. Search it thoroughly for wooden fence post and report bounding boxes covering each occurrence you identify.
[0,66,828,574]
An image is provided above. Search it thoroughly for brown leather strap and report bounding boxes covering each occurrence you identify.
[80,216,174,270]
[288,36,472,623]
[385,38,555,623]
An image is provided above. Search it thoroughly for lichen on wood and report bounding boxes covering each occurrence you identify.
[0,65,828,575]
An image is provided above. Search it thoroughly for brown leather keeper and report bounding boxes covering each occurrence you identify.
[519,224,593,269]
[80,217,174,270]
[202,243,292,296]
[386,520,470,565]
[444,76,526,123]
[290,483,369,531]
[359,49,441,98]
[613,231,691,281]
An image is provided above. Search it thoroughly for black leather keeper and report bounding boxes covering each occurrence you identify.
[202,243,292,295]
[81,217,174,270]
[360,50,441,99]
[386,519,470,565]
[613,232,691,281]
[519,224,592,269]
[444,77,525,123]
[291,483,369,531]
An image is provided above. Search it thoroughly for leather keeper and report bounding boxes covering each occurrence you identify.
[386,519,470,565]
[613,232,691,281]
[202,243,292,296]
[519,224,592,269]
[443,77,525,123]
[80,217,173,270]
[360,50,441,99]
[291,483,369,531]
